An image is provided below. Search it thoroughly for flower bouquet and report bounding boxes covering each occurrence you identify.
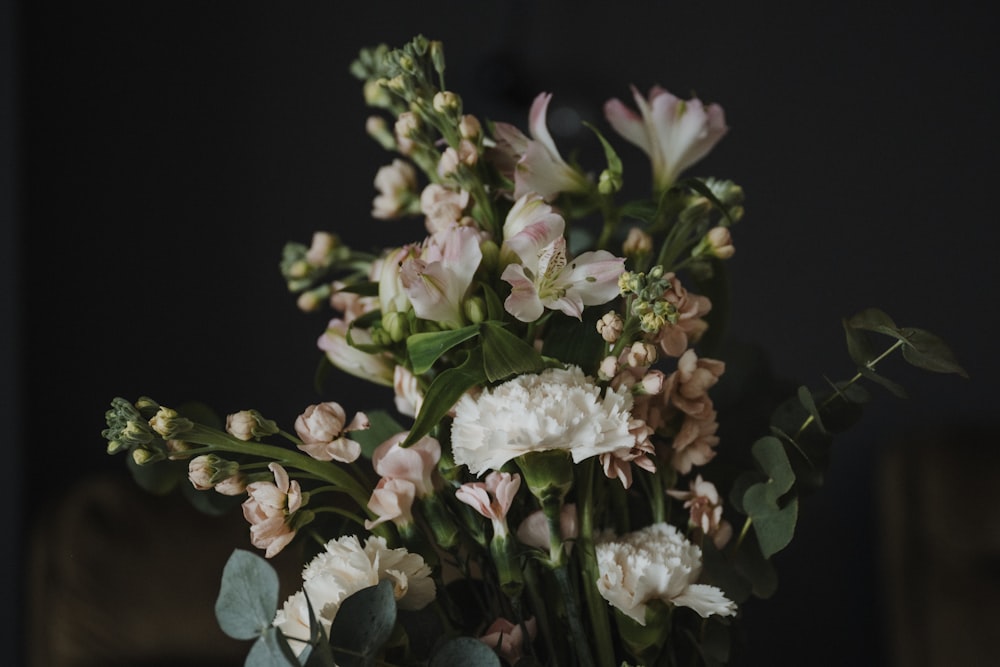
[101,35,965,667]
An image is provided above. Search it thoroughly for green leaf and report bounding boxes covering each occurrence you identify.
[404,348,486,446]
[480,282,506,322]
[845,307,899,334]
[215,549,281,641]
[407,325,480,375]
[856,363,908,399]
[900,327,969,378]
[335,281,380,297]
[732,530,779,599]
[245,627,300,667]
[328,580,398,667]
[350,410,405,459]
[619,199,658,223]
[429,637,502,667]
[796,385,828,435]
[302,588,337,667]
[680,177,738,226]
[539,312,606,374]
[842,316,877,366]
[743,437,799,559]
[480,322,546,383]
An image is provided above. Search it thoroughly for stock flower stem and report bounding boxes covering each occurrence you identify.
[181,424,372,509]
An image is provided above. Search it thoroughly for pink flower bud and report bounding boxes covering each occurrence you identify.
[294,402,368,463]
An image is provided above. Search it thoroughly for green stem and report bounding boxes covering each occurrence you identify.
[309,506,368,528]
[577,460,616,667]
[553,564,596,667]
[181,424,372,509]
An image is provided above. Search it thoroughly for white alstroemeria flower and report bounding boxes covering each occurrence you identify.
[451,366,637,476]
[500,200,625,321]
[595,522,737,625]
[604,86,727,192]
[317,319,394,386]
[492,92,591,202]
[274,534,436,656]
[400,225,483,328]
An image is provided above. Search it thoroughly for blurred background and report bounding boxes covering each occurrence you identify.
[5,1,998,665]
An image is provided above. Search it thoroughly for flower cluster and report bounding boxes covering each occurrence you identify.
[101,34,964,667]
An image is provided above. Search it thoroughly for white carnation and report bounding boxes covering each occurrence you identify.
[451,366,636,476]
[274,535,435,655]
[595,522,736,625]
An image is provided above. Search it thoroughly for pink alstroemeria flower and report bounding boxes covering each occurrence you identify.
[317,319,394,386]
[400,225,483,329]
[455,471,521,538]
[492,92,590,202]
[500,196,624,322]
[604,86,727,192]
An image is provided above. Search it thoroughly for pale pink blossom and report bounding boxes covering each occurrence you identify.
[214,474,248,496]
[393,365,425,418]
[371,432,442,498]
[400,225,483,328]
[372,159,418,220]
[459,114,482,140]
[329,280,378,323]
[667,474,733,549]
[596,311,623,343]
[242,463,303,558]
[604,86,728,192]
[622,226,653,257]
[600,419,656,489]
[668,349,725,418]
[294,402,369,463]
[455,472,522,538]
[394,111,419,155]
[365,477,417,530]
[305,231,337,267]
[706,226,735,259]
[491,92,590,201]
[671,415,721,474]
[500,197,624,321]
[517,504,578,553]
[479,617,537,665]
[317,319,394,386]
[437,139,478,179]
[655,273,712,357]
[420,184,470,234]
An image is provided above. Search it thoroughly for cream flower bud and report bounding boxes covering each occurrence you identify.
[394,112,419,154]
[459,114,482,140]
[363,79,391,108]
[623,226,653,258]
[214,473,248,496]
[638,370,666,395]
[598,355,620,381]
[707,226,735,259]
[226,410,279,441]
[365,115,396,150]
[596,311,624,343]
[625,341,658,367]
[305,231,336,267]
[149,407,193,439]
[433,90,460,114]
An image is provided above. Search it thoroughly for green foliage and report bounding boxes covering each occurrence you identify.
[742,437,799,559]
[480,322,546,382]
[328,580,398,667]
[404,347,486,446]
[215,550,281,641]
[407,324,480,375]
[540,312,607,375]
[351,410,405,458]
[429,637,502,667]
[245,627,299,667]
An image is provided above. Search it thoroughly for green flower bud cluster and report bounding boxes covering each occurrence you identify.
[102,397,155,455]
[619,266,679,334]
[702,177,745,223]
[279,238,344,293]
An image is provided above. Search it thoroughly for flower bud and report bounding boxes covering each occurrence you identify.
[365,115,396,150]
[305,231,337,267]
[363,79,392,108]
[596,311,624,343]
[433,90,461,115]
[382,310,409,342]
[626,341,658,367]
[598,168,622,195]
[707,226,735,259]
[214,473,248,496]
[149,407,194,439]
[637,370,666,395]
[598,355,620,381]
[132,447,164,466]
[459,114,482,140]
[226,410,279,441]
[622,227,653,259]
[188,454,240,491]
[430,40,446,76]
[464,296,487,324]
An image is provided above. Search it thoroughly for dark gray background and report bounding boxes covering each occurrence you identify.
[7,1,997,665]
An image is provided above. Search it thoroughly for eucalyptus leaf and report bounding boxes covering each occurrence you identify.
[407,325,480,375]
[480,321,546,383]
[796,385,828,435]
[302,588,336,667]
[733,530,779,599]
[350,410,404,459]
[845,307,898,334]
[429,637,502,667]
[404,348,486,446]
[328,580,398,667]
[900,327,969,377]
[856,363,908,399]
[842,316,877,367]
[245,627,300,667]
[743,437,799,559]
[215,549,281,641]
